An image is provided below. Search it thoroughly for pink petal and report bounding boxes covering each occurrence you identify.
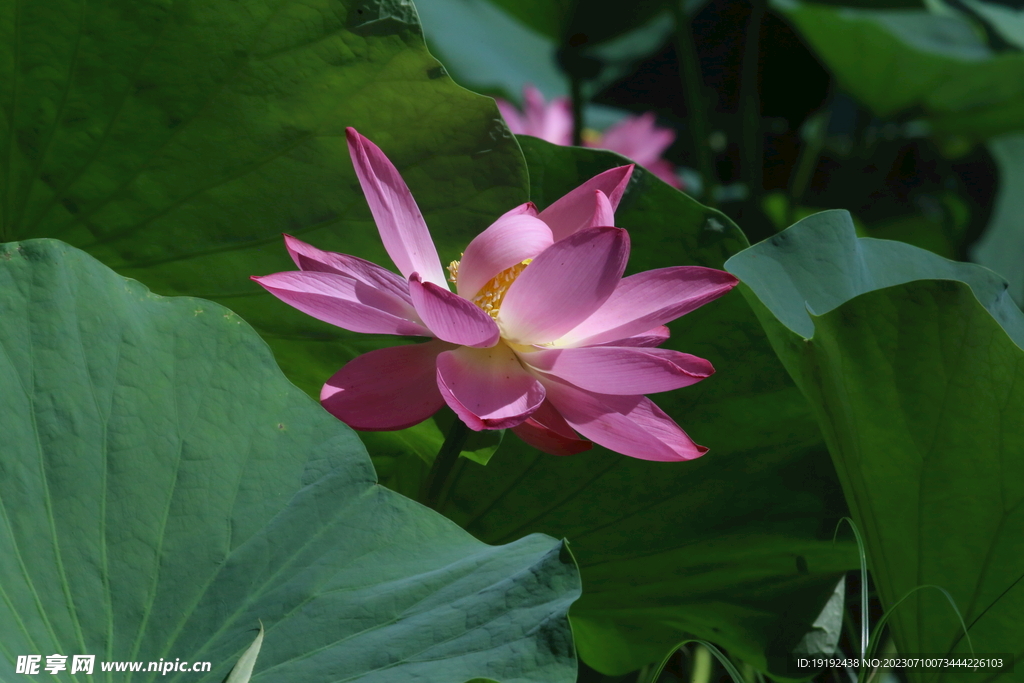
[501,201,540,218]
[512,400,593,456]
[523,86,573,146]
[456,204,553,300]
[556,266,738,347]
[589,190,615,228]
[599,113,676,167]
[541,377,707,461]
[522,346,714,394]
[283,234,411,302]
[524,398,583,440]
[346,128,448,288]
[320,341,449,430]
[496,98,527,135]
[409,274,499,348]
[436,346,546,430]
[591,325,670,348]
[538,165,634,241]
[499,227,629,345]
[252,271,427,336]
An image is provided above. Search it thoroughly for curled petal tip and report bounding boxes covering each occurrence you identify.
[589,190,615,228]
[539,165,634,240]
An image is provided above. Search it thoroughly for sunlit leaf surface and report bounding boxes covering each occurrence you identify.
[727,211,1024,680]
[0,239,580,683]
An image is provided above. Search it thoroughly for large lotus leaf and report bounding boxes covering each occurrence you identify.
[475,0,572,40]
[0,0,528,399]
[726,211,1024,679]
[970,133,1024,305]
[947,0,1024,51]
[774,0,1024,139]
[414,0,567,99]
[0,239,580,683]
[405,139,857,677]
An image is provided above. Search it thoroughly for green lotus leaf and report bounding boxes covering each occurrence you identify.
[726,210,1024,679]
[775,0,1024,139]
[0,239,580,682]
[0,0,528,398]
[414,0,567,100]
[970,133,1024,305]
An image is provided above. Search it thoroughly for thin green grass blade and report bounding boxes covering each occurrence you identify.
[638,640,747,683]
[834,517,869,662]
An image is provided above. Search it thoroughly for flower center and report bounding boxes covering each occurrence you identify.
[448,258,532,319]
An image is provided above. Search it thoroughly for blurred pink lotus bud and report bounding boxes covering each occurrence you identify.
[496,86,684,189]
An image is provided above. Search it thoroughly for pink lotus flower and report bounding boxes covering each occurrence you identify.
[252,128,737,460]
[496,86,684,189]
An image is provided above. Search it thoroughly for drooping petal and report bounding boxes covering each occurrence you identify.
[346,128,448,288]
[512,420,591,456]
[436,345,546,430]
[320,341,449,430]
[456,204,553,300]
[522,346,714,394]
[589,190,615,228]
[283,234,411,302]
[556,266,738,347]
[499,227,629,345]
[538,165,633,241]
[512,399,592,456]
[252,271,427,336]
[591,325,670,348]
[541,377,707,461]
[598,113,675,167]
[523,86,573,146]
[409,274,500,348]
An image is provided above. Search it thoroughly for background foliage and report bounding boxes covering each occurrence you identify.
[3,0,1024,680]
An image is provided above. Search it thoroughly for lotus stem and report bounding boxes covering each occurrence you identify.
[672,0,717,205]
[423,418,470,510]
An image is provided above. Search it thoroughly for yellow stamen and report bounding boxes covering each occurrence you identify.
[581,128,603,145]
[472,259,532,318]
[447,257,533,319]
